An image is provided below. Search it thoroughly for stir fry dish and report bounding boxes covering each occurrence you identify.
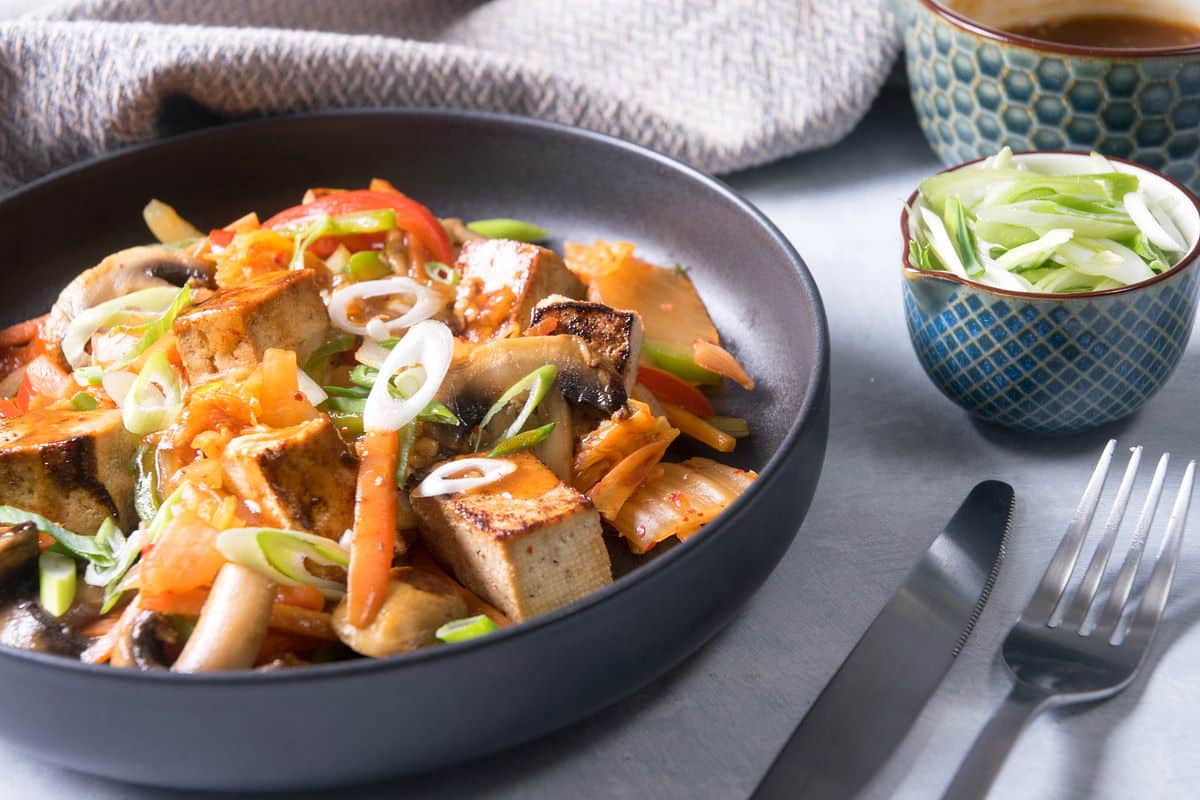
[0,182,756,671]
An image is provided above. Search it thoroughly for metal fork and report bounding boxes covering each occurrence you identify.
[942,440,1195,800]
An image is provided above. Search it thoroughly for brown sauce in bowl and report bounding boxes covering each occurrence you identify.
[1008,14,1200,49]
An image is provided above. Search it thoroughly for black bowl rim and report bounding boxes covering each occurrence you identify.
[0,108,829,685]
[920,0,1200,58]
[899,149,1200,299]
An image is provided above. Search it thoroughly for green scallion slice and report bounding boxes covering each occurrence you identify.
[347,251,391,282]
[488,422,556,457]
[466,218,549,242]
[38,551,76,617]
[70,391,98,411]
[436,614,499,644]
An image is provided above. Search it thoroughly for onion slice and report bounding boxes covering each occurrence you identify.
[412,457,517,498]
[62,286,181,369]
[1124,192,1185,252]
[363,320,454,432]
[328,277,444,339]
[295,369,328,406]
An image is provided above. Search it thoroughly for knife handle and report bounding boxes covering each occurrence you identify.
[941,684,1051,800]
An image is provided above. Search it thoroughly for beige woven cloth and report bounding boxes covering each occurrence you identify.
[0,0,899,190]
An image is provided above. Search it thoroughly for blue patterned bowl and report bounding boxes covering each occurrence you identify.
[900,0,1200,192]
[901,151,1200,433]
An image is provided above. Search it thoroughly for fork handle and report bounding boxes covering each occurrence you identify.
[941,684,1052,800]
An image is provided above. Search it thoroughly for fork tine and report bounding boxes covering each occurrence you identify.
[1095,452,1170,636]
[1059,446,1143,630]
[1022,439,1116,623]
[1122,461,1194,651]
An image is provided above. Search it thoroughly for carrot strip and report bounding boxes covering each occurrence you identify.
[636,365,715,417]
[347,430,399,628]
[258,348,318,428]
[661,402,736,453]
[255,631,324,666]
[269,603,337,640]
[80,614,121,639]
[36,532,55,552]
[81,597,141,665]
[692,340,755,390]
[274,583,326,611]
[139,588,209,616]
[0,315,45,349]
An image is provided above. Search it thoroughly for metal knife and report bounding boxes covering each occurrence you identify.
[752,480,1014,799]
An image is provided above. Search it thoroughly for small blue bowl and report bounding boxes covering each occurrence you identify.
[901,151,1200,433]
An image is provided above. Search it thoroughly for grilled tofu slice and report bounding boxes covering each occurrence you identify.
[0,409,138,532]
[173,269,328,384]
[222,416,357,540]
[411,452,612,621]
[529,296,643,395]
[453,239,585,341]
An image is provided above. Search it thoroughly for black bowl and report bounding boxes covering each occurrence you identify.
[0,111,829,790]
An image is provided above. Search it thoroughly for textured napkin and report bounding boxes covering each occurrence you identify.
[0,0,899,191]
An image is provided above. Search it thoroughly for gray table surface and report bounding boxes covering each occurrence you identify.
[5,90,1200,799]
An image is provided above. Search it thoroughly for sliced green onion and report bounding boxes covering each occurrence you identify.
[488,422,556,457]
[38,551,76,617]
[994,229,1073,272]
[436,614,498,643]
[323,395,366,415]
[142,484,187,544]
[466,218,549,242]
[122,350,183,435]
[303,332,357,375]
[943,196,983,277]
[474,365,557,450]
[290,215,332,270]
[216,528,349,599]
[111,286,191,369]
[641,340,721,385]
[396,422,418,486]
[73,366,104,387]
[0,506,107,562]
[134,443,160,522]
[84,519,145,613]
[323,384,369,399]
[62,286,181,369]
[347,251,392,282]
[424,260,461,285]
[346,364,461,425]
[706,416,750,438]
[327,410,365,437]
[329,209,396,236]
[70,391,98,410]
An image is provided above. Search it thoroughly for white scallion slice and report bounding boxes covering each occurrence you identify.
[328,277,445,339]
[295,369,328,406]
[62,286,181,369]
[1124,191,1185,252]
[122,351,183,435]
[217,528,349,599]
[1060,239,1154,285]
[38,551,76,617]
[363,320,454,433]
[994,229,1074,271]
[918,205,967,277]
[412,457,517,498]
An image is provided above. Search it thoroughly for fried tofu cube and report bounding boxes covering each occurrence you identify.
[0,409,138,532]
[453,239,586,341]
[529,295,644,395]
[173,269,328,384]
[222,416,358,540]
[411,452,612,621]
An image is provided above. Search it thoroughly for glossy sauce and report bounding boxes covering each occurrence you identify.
[1009,14,1200,49]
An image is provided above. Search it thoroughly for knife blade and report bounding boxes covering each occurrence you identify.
[752,480,1014,800]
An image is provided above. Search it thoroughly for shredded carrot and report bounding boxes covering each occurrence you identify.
[636,365,715,417]
[37,532,55,552]
[254,631,324,666]
[692,340,755,390]
[81,598,141,665]
[274,583,326,611]
[661,402,737,453]
[80,614,122,639]
[0,314,46,349]
[258,348,318,428]
[269,603,337,640]
[347,430,400,628]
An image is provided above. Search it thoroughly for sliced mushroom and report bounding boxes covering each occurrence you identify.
[437,335,628,427]
[171,564,275,673]
[43,246,215,354]
[0,580,102,658]
[127,611,180,670]
[0,523,38,592]
[331,567,467,658]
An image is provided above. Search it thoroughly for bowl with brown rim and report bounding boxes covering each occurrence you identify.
[901,150,1200,433]
[895,0,1200,192]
